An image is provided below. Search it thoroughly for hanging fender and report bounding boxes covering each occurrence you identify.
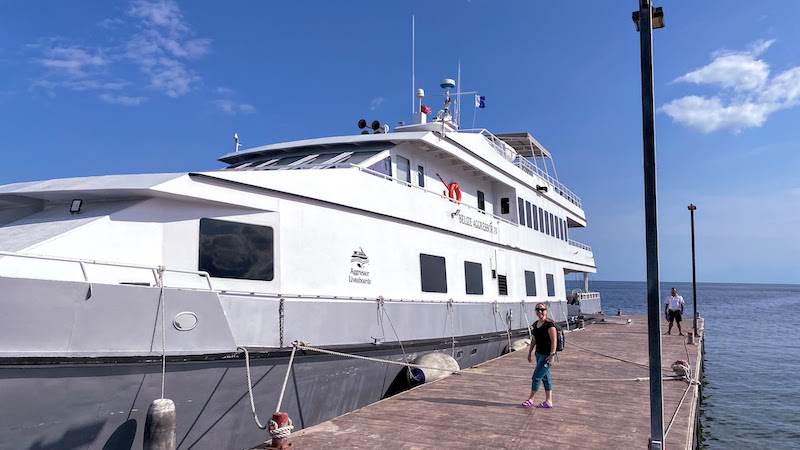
[447,183,462,203]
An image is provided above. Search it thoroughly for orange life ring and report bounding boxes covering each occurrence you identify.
[447,182,462,203]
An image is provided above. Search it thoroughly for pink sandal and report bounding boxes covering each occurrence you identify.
[521,399,535,408]
[536,401,553,409]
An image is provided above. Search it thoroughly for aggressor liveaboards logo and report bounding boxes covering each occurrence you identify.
[348,247,372,284]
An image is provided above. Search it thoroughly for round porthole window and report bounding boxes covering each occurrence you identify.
[173,312,198,331]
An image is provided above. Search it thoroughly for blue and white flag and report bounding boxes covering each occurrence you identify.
[475,94,486,109]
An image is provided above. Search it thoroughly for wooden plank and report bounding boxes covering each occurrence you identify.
[264,315,703,449]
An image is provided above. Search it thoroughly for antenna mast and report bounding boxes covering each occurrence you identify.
[412,15,415,115]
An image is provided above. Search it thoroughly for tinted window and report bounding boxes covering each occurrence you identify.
[367,156,392,178]
[555,216,561,239]
[546,273,555,296]
[538,208,545,233]
[478,191,485,211]
[532,205,539,231]
[418,165,425,187]
[420,254,447,293]
[525,201,533,229]
[525,270,537,296]
[464,261,483,295]
[518,198,526,226]
[501,197,510,215]
[199,219,274,281]
[563,219,568,241]
[545,211,551,235]
[397,156,411,183]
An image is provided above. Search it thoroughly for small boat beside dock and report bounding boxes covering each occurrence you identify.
[274,315,704,450]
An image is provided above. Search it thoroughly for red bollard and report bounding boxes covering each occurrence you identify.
[266,412,293,449]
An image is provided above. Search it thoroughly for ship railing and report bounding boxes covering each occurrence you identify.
[568,239,592,252]
[458,128,582,209]
[576,291,600,300]
[352,164,519,227]
[0,250,214,290]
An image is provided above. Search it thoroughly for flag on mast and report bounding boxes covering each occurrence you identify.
[475,95,486,109]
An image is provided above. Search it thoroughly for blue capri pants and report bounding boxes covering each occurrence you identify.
[531,353,553,391]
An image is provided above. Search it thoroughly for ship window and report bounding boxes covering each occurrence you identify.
[538,208,545,234]
[477,191,485,211]
[546,274,555,297]
[420,254,447,293]
[555,216,561,239]
[397,156,411,183]
[199,219,274,281]
[498,274,508,295]
[525,201,532,229]
[532,205,539,231]
[464,261,483,295]
[563,220,568,241]
[550,213,555,237]
[545,211,551,235]
[517,198,525,226]
[367,156,392,179]
[525,270,537,296]
[500,197,510,215]
[418,165,425,187]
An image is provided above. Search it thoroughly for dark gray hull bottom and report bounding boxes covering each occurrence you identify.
[0,337,513,450]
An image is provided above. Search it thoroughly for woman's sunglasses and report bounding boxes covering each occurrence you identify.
[535,308,547,312]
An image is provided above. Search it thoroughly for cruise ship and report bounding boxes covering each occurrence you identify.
[0,79,599,449]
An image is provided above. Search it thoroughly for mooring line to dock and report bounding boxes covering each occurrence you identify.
[567,341,652,369]
[240,346,269,430]
[282,343,686,384]
[157,266,167,400]
[377,296,408,363]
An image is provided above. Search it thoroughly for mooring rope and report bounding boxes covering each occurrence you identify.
[240,346,268,430]
[446,299,456,357]
[377,296,408,362]
[286,343,685,384]
[157,266,166,400]
[275,345,298,413]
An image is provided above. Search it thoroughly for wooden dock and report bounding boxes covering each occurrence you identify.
[268,315,704,449]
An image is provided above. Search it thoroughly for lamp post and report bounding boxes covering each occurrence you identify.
[632,1,665,449]
[688,204,698,337]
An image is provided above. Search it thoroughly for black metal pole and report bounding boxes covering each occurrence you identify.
[689,204,697,336]
[637,1,664,448]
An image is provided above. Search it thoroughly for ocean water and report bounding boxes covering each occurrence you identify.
[567,281,800,449]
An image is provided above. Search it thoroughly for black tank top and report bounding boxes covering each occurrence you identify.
[532,320,554,355]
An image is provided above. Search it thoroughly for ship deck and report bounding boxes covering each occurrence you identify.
[263,314,704,449]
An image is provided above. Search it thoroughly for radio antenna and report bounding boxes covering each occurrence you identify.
[411,15,416,115]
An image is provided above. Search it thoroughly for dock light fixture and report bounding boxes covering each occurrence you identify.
[632,6,664,31]
[535,185,548,192]
[632,1,666,449]
[688,204,698,338]
[69,199,83,214]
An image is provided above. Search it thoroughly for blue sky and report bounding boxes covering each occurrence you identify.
[1,1,798,284]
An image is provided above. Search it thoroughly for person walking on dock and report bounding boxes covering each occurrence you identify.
[522,303,557,409]
[665,287,685,336]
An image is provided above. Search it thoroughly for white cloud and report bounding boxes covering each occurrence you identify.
[661,39,800,133]
[28,0,211,102]
[100,93,147,105]
[124,1,210,97]
[370,97,385,110]
[37,46,109,77]
[213,99,256,115]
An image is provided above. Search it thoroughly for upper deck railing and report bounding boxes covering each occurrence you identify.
[459,129,582,209]
[568,239,592,252]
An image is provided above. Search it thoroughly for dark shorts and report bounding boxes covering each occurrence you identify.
[668,309,682,322]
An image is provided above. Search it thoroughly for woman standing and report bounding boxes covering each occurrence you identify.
[522,302,557,408]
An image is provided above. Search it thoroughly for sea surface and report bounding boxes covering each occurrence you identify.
[566,281,800,449]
